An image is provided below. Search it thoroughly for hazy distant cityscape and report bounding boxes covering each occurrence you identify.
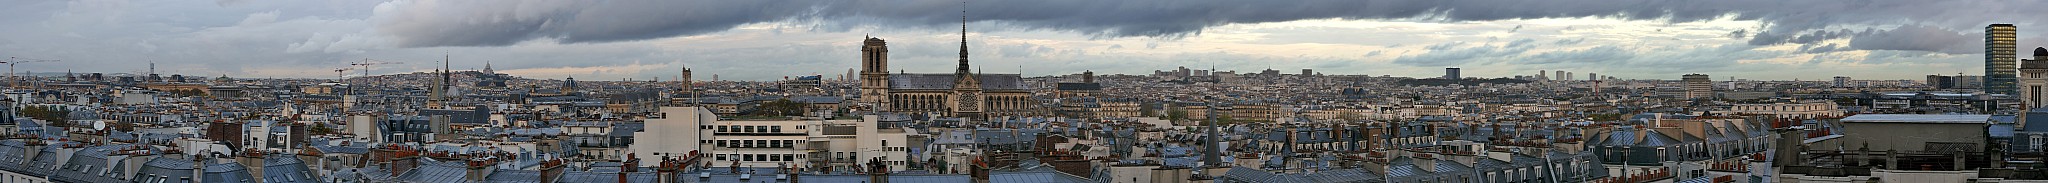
[11,1,2048,183]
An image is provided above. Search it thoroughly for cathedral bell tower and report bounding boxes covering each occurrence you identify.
[860,37,892,112]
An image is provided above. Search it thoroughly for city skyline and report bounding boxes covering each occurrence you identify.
[4,0,2048,81]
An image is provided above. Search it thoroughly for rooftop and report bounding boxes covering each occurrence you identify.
[1841,114,1990,124]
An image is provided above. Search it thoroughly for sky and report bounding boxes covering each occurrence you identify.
[2,0,2046,81]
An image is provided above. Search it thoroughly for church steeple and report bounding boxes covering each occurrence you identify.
[952,2,979,89]
[955,5,971,75]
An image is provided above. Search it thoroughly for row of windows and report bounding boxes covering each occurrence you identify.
[708,125,801,133]
[709,139,803,148]
[714,153,802,162]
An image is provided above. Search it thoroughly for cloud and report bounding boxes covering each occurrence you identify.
[1525,45,1635,64]
[1391,39,1539,67]
[1847,25,1977,54]
[1748,29,1856,46]
[1798,43,1844,54]
[371,0,2048,50]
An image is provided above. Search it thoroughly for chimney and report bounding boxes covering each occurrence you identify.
[540,158,566,183]
[970,157,991,183]
[1413,153,1439,171]
[296,148,323,177]
[656,156,681,183]
[239,150,267,183]
[465,157,496,181]
[192,153,209,183]
[392,156,418,177]
[623,153,639,172]
[22,139,44,164]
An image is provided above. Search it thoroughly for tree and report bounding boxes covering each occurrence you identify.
[309,125,337,135]
[1217,115,1236,125]
[20,106,70,127]
[758,99,807,117]
[1138,103,1159,117]
[1166,108,1188,122]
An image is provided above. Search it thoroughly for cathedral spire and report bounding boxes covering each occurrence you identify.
[955,1,971,75]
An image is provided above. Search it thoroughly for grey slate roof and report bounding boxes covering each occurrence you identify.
[394,159,472,183]
[264,155,320,183]
[203,162,256,183]
[887,73,1028,91]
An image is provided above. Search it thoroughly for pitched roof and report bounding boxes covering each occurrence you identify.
[888,73,1028,91]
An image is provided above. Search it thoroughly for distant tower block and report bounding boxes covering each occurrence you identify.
[1683,74,1713,99]
[1989,24,2020,94]
[1444,68,1461,80]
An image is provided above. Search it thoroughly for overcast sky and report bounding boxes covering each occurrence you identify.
[2,0,2045,81]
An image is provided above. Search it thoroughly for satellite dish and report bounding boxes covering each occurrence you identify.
[93,121,106,130]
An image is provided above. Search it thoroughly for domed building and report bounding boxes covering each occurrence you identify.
[2018,47,2048,108]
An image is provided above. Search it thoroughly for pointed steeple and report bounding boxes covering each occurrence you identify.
[955,3,971,75]
[952,2,980,89]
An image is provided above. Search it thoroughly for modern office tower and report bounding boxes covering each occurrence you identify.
[1566,72,1574,80]
[1589,73,1599,81]
[1445,68,1461,80]
[1683,74,1713,99]
[1556,71,1566,80]
[1989,24,2019,94]
[1539,70,1548,80]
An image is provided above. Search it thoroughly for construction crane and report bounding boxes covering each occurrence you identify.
[347,59,402,96]
[2,57,60,89]
[350,59,404,86]
[332,67,355,81]
[349,58,403,77]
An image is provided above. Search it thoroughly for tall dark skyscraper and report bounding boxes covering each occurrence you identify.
[1988,24,2019,94]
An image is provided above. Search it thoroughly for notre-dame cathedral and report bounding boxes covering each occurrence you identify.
[855,21,1032,119]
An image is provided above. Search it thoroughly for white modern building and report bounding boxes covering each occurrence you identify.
[630,107,923,172]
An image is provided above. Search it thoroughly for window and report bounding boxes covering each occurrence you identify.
[2032,134,2044,151]
[772,126,782,133]
[717,126,728,133]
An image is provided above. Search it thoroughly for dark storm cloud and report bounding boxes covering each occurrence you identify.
[378,0,2048,49]
[1747,29,1856,46]
[1847,25,1978,54]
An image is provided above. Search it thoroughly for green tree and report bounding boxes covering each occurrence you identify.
[759,99,807,117]
[1138,103,1158,117]
[1166,108,1188,122]
[20,106,70,127]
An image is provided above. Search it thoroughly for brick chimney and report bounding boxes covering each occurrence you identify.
[239,150,267,183]
[623,153,639,172]
[465,157,496,181]
[970,157,990,183]
[539,158,565,183]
